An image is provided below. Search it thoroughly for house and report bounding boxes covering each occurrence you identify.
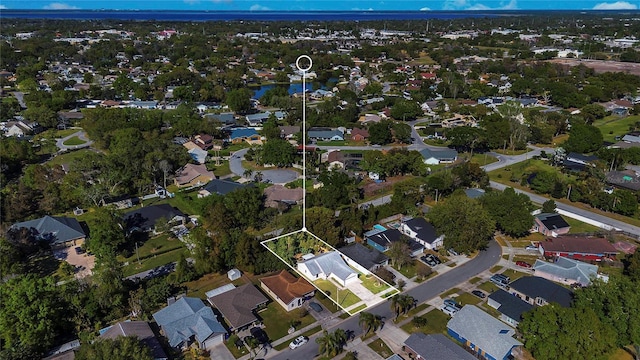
[129,101,158,109]
[197,179,248,198]
[207,284,268,332]
[100,321,168,360]
[447,305,523,360]
[152,297,226,350]
[278,125,300,139]
[350,128,369,141]
[99,194,137,209]
[508,276,573,307]
[193,134,214,150]
[606,170,640,191]
[533,257,599,286]
[365,228,424,257]
[42,340,80,360]
[403,333,476,360]
[206,113,237,126]
[338,242,389,273]
[487,289,534,328]
[296,251,358,287]
[123,204,185,234]
[10,216,87,248]
[174,163,216,187]
[563,152,598,172]
[183,141,208,164]
[399,217,444,250]
[420,148,458,165]
[5,120,41,137]
[264,185,304,208]
[228,128,260,144]
[246,112,271,127]
[308,128,344,142]
[464,188,486,199]
[531,213,571,237]
[621,134,640,144]
[538,235,618,261]
[260,270,316,312]
[57,111,84,129]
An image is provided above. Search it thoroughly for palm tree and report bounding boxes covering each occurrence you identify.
[253,171,263,183]
[243,169,253,179]
[316,329,348,358]
[390,294,402,320]
[399,294,417,316]
[359,312,383,336]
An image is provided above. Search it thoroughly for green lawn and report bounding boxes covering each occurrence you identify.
[439,288,460,299]
[500,269,528,282]
[119,234,184,261]
[593,115,640,143]
[512,254,541,264]
[316,140,363,146]
[466,153,499,166]
[259,302,316,342]
[34,128,79,140]
[46,148,96,167]
[225,334,249,359]
[478,281,499,294]
[367,339,394,359]
[121,247,187,277]
[391,259,430,280]
[360,274,391,294]
[184,273,239,300]
[314,279,362,309]
[208,161,232,177]
[455,292,482,306]
[469,277,482,284]
[400,309,450,335]
[565,216,600,234]
[490,265,503,273]
[394,303,430,323]
[62,136,87,146]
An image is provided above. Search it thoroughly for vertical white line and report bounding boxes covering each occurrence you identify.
[302,71,306,231]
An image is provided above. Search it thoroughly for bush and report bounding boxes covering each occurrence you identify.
[411,316,428,327]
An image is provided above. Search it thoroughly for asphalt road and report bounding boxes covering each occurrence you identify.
[481,146,555,173]
[56,130,94,151]
[269,240,501,360]
[490,181,640,235]
[229,148,299,184]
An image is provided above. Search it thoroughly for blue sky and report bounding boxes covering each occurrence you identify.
[0,0,638,11]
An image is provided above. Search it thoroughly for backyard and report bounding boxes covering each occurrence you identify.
[62,136,87,146]
[118,234,188,277]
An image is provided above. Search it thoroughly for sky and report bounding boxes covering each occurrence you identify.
[0,0,638,11]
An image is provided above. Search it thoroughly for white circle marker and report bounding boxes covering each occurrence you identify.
[296,55,313,72]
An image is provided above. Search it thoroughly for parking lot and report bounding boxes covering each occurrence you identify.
[53,245,95,279]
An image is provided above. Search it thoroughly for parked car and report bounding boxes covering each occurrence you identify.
[250,327,269,344]
[309,302,323,312]
[472,290,486,299]
[516,261,532,268]
[490,274,510,287]
[525,244,538,251]
[444,299,461,310]
[74,247,85,255]
[439,304,458,316]
[289,336,308,349]
[447,248,459,256]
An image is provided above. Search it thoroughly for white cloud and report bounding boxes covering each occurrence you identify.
[249,4,270,10]
[420,6,431,10]
[0,5,7,9]
[43,2,78,9]
[444,0,517,10]
[593,1,638,9]
[184,0,200,4]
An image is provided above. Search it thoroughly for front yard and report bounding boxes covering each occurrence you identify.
[314,279,362,309]
[400,309,450,335]
[360,274,392,294]
[259,302,316,342]
[391,259,431,280]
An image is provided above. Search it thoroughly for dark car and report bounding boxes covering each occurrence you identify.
[309,302,323,312]
[250,327,269,344]
[74,247,85,255]
[472,290,486,299]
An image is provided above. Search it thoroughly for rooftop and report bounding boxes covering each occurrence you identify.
[535,213,570,231]
[337,243,389,270]
[11,216,86,244]
[509,276,573,307]
[152,297,226,348]
[533,257,598,286]
[404,333,475,360]
[260,270,315,304]
[207,284,268,330]
[488,289,534,323]
[540,236,618,256]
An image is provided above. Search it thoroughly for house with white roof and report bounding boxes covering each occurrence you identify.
[533,257,601,287]
[296,251,358,287]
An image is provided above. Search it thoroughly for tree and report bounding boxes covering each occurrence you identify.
[542,199,557,213]
[261,139,296,167]
[86,208,126,259]
[480,187,534,237]
[0,275,65,354]
[563,123,603,154]
[92,253,127,316]
[358,312,383,336]
[368,121,393,145]
[387,241,412,270]
[22,105,58,128]
[580,104,606,124]
[316,329,348,358]
[390,294,416,320]
[75,336,153,360]
[428,194,495,253]
[226,88,252,114]
[392,122,412,144]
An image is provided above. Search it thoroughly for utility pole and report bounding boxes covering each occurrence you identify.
[567,185,572,200]
[136,241,140,265]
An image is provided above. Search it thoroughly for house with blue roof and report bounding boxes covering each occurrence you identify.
[152,297,226,350]
[365,227,424,257]
[420,148,458,165]
[447,305,522,360]
[308,129,344,142]
[296,251,358,287]
[228,128,260,144]
[10,215,87,248]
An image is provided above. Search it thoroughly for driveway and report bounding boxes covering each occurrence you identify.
[56,130,94,151]
[229,148,299,184]
[53,246,95,279]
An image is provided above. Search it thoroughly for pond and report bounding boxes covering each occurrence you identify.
[251,82,326,99]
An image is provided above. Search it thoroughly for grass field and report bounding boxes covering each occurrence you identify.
[470,153,499,166]
[391,260,430,280]
[62,136,87,146]
[260,303,316,342]
[565,216,605,234]
[314,279,362,309]
[478,281,499,293]
[225,334,249,358]
[439,288,460,299]
[454,292,483,307]
[501,269,529,282]
[368,339,394,359]
[209,161,232,177]
[400,309,450,335]
[594,115,640,143]
[46,148,96,166]
[34,128,79,140]
[360,274,391,294]
[121,247,187,277]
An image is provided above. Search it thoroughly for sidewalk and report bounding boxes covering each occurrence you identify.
[237,320,324,360]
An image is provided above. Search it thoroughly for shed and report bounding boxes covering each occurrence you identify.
[228,268,242,281]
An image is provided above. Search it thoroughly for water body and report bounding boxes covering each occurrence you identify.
[251,82,331,99]
[0,10,515,21]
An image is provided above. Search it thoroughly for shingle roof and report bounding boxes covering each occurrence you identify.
[367,228,423,252]
[229,128,259,140]
[298,251,357,282]
[540,236,618,256]
[464,188,486,199]
[207,284,268,330]
[201,179,247,196]
[175,163,216,185]
[308,129,344,140]
[419,148,458,160]
[509,276,573,307]
[488,289,534,323]
[124,204,185,231]
[404,333,475,360]
[100,321,168,359]
[260,270,315,304]
[533,257,598,286]
[403,217,440,244]
[535,213,570,231]
[11,216,86,244]
[152,297,226,348]
[447,305,522,360]
[338,243,389,270]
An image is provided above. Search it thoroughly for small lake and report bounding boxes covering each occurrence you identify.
[251,83,327,99]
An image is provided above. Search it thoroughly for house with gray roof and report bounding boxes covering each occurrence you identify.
[297,251,358,287]
[420,148,458,165]
[366,228,424,257]
[508,276,573,307]
[152,297,226,350]
[399,217,444,250]
[207,284,268,332]
[123,204,185,234]
[308,129,344,142]
[100,321,168,360]
[10,216,87,247]
[404,333,475,360]
[197,179,248,198]
[533,257,599,287]
[531,213,571,237]
[487,289,534,328]
[338,243,389,273]
[447,305,522,360]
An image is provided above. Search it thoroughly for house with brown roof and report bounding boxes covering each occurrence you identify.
[174,163,216,187]
[207,284,268,332]
[264,185,304,208]
[350,128,369,142]
[539,235,618,262]
[193,134,214,150]
[260,270,315,311]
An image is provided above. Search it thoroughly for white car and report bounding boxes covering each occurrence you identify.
[440,304,459,317]
[289,336,308,350]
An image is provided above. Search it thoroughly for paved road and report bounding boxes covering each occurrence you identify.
[490,181,640,235]
[12,91,27,108]
[481,145,556,173]
[229,148,299,184]
[269,240,501,360]
[125,261,176,282]
[358,194,393,209]
[55,130,94,151]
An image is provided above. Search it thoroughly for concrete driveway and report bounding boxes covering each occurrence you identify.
[53,246,95,279]
[229,148,299,184]
[56,130,94,151]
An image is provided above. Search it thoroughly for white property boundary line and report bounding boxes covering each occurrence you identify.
[260,230,400,316]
